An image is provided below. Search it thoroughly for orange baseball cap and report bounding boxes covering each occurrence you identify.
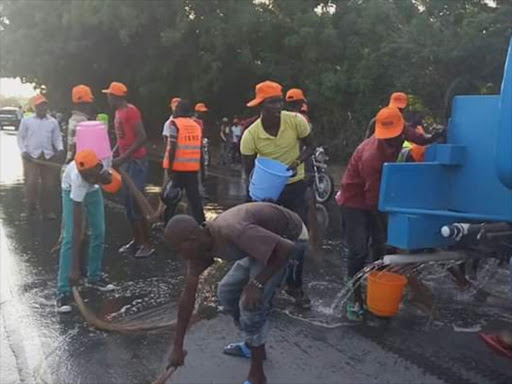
[195,102,208,112]
[102,82,127,97]
[286,88,306,102]
[33,94,47,106]
[247,80,283,107]
[389,92,408,109]
[170,97,181,109]
[72,85,94,103]
[375,107,405,139]
[75,149,101,171]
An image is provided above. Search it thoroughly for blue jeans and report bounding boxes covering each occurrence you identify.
[121,157,148,220]
[57,189,105,296]
[217,257,286,347]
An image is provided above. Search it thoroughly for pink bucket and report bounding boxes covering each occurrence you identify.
[76,121,112,160]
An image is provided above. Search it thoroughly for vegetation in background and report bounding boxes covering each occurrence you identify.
[1,0,510,159]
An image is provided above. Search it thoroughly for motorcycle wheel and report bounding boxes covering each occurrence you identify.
[315,173,334,203]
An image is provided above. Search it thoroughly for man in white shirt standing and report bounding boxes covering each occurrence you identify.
[17,95,63,219]
[162,97,181,143]
[57,149,116,312]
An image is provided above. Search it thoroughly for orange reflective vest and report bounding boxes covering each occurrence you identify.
[162,117,202,171]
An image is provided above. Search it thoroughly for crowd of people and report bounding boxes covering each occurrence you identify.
[14,78,510,384]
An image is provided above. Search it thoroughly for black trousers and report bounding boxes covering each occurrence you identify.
[339,205,387,279]
[277,180,308,290]
[164,172,205,224]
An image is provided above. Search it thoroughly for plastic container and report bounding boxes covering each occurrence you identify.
[101,169,122,194]
[76,121,111,160]
[366,271,408,317]
[249,157,292,201]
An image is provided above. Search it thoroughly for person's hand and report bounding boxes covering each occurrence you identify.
[111,156,125,169]
[168,347,187,368]
[286,160,300,172]
[69,268,81,287]
[242,281,263,311]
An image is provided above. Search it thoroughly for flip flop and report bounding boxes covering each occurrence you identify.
[479,333,512,361]
[223,342,267,360]
[223,342,252,358]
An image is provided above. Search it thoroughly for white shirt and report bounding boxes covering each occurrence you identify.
[61,161,99,202]
[231,125,242,142]
[17,114,63,159]
[162,115,173,137]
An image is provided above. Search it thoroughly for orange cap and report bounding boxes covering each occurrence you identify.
[72,85,94,103]
[101,169,123,194]
[170,97,181,109]
[375,107,405,139]
[33,94,47,106]
[247,81,283,107]
[195,102,208,112]
[286,88,306,102]
[389,92,408,109]
[75,149,101,171]
[101,82,127,97]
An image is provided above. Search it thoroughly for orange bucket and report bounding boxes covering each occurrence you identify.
[366,271,407,317]
[101,169,122,194]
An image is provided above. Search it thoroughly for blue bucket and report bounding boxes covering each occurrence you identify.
[249,157,292,201]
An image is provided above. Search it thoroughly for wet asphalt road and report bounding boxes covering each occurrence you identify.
[0,130,511,384]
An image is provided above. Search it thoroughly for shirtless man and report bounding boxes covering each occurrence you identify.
[165,202,308,384]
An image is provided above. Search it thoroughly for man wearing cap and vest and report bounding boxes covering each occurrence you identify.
[162,99,205,224]
[241,80,314,308]
[103,81,154,258]
[17,94,63,219]
[336,106,406,319]
[57,150,117,313]
[365,92,444,145]
[66,85,95,163]
[163,97,181,144]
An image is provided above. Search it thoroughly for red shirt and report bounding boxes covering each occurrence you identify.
[337,135,402,210]
[114,103,147,159]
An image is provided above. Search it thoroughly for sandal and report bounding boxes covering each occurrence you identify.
[223,342,266,360]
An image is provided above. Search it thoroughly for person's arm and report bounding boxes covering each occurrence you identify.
[166,122,179,177]
[293,133,314,168]
[289,115,314,170]
[68,202,84,286]
[17,118,28,156]
[169,259,213,367]
[113,121,147,167]
[361,159,382,210]
[404,124,445,146]
[242,237,295,310]
[220,125,227,142]
[240,129,256,180]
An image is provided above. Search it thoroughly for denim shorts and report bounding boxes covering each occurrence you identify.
[121,157,148,220]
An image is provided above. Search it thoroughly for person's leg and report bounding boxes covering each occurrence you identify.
[23,158,39,212]
[183,172,206,223]
[57,190,74,306]
[163,173,185,224]
[130,159,154,256]
[278,180,310,306]
[84,189,105,282]
[239,258,287,384]
[217,257,251,327]
[369,212,387,262]
[340,206,370,308]
[40,161,56,218]
[119,160,139,253]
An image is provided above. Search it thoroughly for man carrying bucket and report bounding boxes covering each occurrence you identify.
[241,80,314,308]
[336,106,405,319]
[162,97,181,144]
[103,81,154,258]
[57,150,118,313]
[165,202,308,384]
[66,85,95,163]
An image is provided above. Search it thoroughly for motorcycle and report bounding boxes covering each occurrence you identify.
[311,146,334,203]
[202,137,210,166]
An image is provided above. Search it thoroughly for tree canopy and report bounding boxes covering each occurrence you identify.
[1,0,510,157]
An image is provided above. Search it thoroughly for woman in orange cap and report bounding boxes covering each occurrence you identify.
[336,106,405,318]
[57,150,117,313]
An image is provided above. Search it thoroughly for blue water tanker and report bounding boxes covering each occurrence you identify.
[379,36,512,250]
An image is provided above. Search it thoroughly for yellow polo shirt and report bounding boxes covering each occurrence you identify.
[241,111,311,184]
